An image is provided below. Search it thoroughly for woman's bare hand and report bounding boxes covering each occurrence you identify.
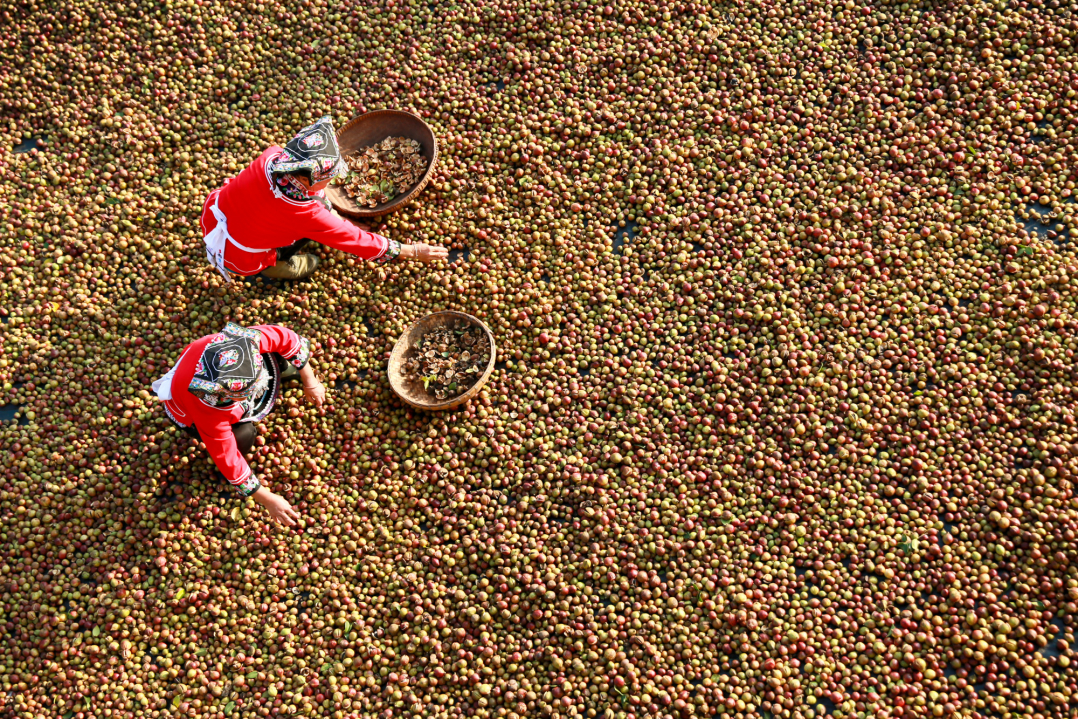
[298,365,325,407]
[253,488,300,527]
[303,379,326,408]
[406,243,449,263]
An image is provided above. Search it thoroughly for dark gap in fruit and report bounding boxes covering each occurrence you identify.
[690,239,705,253]
[840,556,851,569]
[910,584,935,608]
[0,405,27,425]
[958,297,972,308]
[943,664,958,679]
[1021,202,1068,245]
[495,360,507,371]
[1041,618,1066,659]
[449,246,471,264]
[815,695,837,716]
[12,136,43,154]
[0,314,7,324]
[612,220,638,256]
[237,272,268,288]
[540,272,550,283]
[336,379,359,392]
[578,365,591,376]
[362,317,380,337]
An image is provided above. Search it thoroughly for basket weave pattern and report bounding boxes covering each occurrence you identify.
[388,311,496,412]
[327,109,439,218]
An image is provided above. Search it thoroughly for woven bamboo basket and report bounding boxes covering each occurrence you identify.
[327,109,438,218]
[388,311,496,411]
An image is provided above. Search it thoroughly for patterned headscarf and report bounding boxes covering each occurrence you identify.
[189,323,270,404]
[268,116,348,184]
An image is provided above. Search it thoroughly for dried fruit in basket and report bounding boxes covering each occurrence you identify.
[401,320,490,400]
[338,136,428,208]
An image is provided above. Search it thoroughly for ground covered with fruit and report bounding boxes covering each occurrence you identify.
[3,0,1078,718]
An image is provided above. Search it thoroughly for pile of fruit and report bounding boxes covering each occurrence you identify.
[1,1,1078,718]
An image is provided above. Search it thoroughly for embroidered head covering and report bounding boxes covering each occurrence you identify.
[189,323,270,403]
[268,116,348,184]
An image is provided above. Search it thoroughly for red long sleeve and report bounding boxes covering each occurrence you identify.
[252,324,312,368]
[295,205,389,261]
[199,418,254,489]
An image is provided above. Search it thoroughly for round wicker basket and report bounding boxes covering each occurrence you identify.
[388,311,496,412]
[327,109,438,218]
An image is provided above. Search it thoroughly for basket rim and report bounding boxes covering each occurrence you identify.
[328,109,438,218]
[388,310,496,411]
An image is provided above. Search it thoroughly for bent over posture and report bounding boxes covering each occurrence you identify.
[201,116,447,281]
[152,322,323,525]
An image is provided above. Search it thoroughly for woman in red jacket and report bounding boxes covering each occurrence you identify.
[201,116,448,281]
[152,322,323,525]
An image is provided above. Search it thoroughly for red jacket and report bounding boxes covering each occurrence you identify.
[200,146,390,276]
[162,324,309,488]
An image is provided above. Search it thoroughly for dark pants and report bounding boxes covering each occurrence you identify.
[181,421,258,456]
[277,238,312,263]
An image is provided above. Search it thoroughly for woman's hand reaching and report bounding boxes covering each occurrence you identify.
[303,378,326,408]
[298,364,326,407]
[253,487,300,527]
[404,243,449,263]
[343,215,445,262]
